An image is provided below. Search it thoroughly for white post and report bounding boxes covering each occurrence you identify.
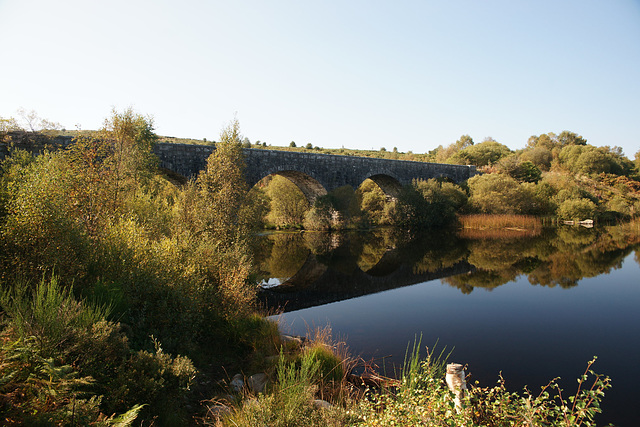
[445,363,467,413]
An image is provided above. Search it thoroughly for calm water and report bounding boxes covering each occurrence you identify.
[254,225,640,425]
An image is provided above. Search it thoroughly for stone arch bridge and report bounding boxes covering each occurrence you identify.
[154,143,477,201]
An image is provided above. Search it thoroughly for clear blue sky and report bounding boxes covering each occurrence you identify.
[1,0,639,157]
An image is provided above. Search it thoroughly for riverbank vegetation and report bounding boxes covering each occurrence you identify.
[248,130,640,230]
[1,111,638,424]
[0,111,279,424]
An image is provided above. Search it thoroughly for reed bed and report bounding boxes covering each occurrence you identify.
[458,214,543,239]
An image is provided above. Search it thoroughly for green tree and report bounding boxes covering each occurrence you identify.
[557,198,596,221]
[193,119,253,246]
[265,175,309,227]
[513,160,542,183]
[557,130,587,147]
[100,108,158,197]
[467,173,544,214]
[455,134,474,150]
[449,138,511,166]
[0,116,22,133]
[394,179,467,229]
[520,146,553,171]
[558,144,634,176]
[357,179,388,225]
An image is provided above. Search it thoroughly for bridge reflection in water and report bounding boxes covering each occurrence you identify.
[255,230,475,312]
[255,225,640,426]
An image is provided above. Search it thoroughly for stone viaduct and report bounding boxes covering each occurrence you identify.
[153,143,477,201]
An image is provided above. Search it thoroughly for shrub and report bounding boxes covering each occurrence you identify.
[394,179,467,229]
[557,198,597,221]
[0,277,146,425]
[1,276,110,358]
[356,343,611,427]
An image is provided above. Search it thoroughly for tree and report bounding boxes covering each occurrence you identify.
[467,173,547,214]
[101,108,158,190]
[557,198,596,221]
[557,130,587,147]
[193,119,257,246]
[520,146,553,171]
[455,134,474,150]
[394,179,467,229]
[449,139,511,166]
[264,175,308,227]
[16,108,62,132]
[527,133,557,150]
[289,141,296,148]
[558,144,634,176]
[497,156,541,183]
[0,116,22,133]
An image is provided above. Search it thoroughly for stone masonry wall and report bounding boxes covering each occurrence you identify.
[153,142,477,193]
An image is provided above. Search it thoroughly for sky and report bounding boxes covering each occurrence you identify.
[1,0,639,157]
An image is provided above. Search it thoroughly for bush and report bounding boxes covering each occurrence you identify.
[356,342,611,427]
[557,198,597,221]
[0,276,146,425]
[467,173,557,216]
[394,179,467,229]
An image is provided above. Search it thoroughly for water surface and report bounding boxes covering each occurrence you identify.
[255,225,640,425]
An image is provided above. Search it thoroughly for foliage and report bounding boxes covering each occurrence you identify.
[356,179,387,225]
[304,195,339,230]
[193,119,253,245]
[100,108,158,195]
[558,144,634,176]
[467,173,551,215]
[448,138,512,166]
[356,344,610,427]
[557,198,597,221]
[0,113,278,423]
[394,179,467,230]
[469,358,610,427]
[0,276,149,426]
[0,150,91,284]
[520,146,553,171]
[498,156,542,183]
[1,276,109,358]
[0,115,22,133]
[221,332,355,427]
[264,175,309,228]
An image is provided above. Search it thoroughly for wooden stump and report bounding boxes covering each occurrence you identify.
[445,363,467,413]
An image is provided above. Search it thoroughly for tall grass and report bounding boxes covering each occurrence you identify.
[1,276,111,358]
[220,348,354,427]
[458,214,543,239]
[459,214,543,230]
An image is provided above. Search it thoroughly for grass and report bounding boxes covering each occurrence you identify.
[215,332,612,426]
[458,214,543,239]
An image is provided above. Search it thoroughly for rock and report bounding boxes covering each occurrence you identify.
[280,334,304,345]
[230,373,244,393]
[312,399,332,410]
[265,355,280,364]
[248,373,268,394]
[206,403,231,419]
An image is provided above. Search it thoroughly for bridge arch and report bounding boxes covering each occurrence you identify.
[272,171,328,203]
[365,174,403,199]
[253,165,328,203]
